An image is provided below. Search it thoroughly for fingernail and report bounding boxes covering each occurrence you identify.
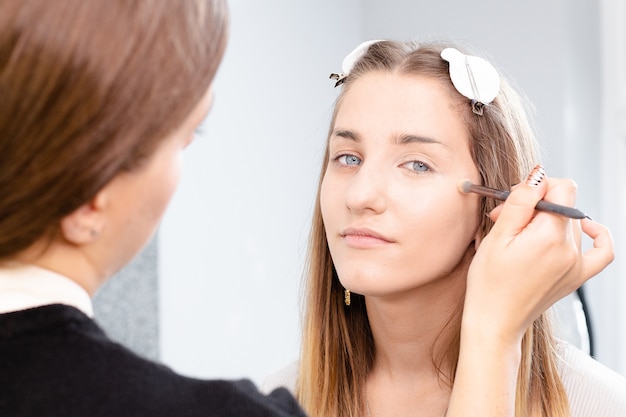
[526,164,546,187]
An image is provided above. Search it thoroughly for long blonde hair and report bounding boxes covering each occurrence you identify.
[297,40,568,417]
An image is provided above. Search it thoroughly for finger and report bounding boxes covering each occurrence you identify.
[530,178,582,254]
[543,177,578,207]
[489,165,547,236]
[579,218,615,279]
[572,218,582,252]
[487,204,503,222]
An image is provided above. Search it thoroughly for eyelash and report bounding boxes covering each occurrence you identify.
[333,153,431,173]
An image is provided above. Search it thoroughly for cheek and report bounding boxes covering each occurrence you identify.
[404,189,480,244]
[319,173,335,224]
[145,152,183,221]
[440,192,481,244]
[159,155,183,208]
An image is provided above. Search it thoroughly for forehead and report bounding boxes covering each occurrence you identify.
[334,72,470,148]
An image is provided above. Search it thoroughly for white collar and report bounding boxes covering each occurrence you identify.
[0,264,93,317]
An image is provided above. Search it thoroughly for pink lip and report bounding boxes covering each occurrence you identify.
[340,227,395,248]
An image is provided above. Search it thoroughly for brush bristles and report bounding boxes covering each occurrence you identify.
[457,180,474,194]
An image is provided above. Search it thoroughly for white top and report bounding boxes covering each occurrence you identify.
[262,342,626,417]
[558,342,626,416]
[0,264,93,317]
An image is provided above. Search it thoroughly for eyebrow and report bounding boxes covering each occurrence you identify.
[332,129,359,141]
[397,133,446,147]
[332,129,450,150]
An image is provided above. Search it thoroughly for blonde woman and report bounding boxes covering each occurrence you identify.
[264,40,621,417]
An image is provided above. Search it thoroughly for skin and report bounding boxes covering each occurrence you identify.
[14,86,214,296]
[320,71,615,417]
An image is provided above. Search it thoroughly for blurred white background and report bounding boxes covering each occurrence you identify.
[158,0,625,384]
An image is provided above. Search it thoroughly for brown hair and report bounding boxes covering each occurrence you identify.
[0,0,228,258]
[297,40,568,417]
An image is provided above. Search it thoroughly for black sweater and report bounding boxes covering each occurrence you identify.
[0,304,307,417]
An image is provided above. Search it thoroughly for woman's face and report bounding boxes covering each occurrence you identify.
[320,72,482,298]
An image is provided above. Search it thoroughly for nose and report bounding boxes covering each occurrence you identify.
[344,161,387,214]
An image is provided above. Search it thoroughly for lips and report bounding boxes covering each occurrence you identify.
[340,227,395,247]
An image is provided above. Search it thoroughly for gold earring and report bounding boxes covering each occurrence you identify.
[344,289,351,306]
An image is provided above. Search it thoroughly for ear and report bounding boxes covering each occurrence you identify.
[59,191,107,245]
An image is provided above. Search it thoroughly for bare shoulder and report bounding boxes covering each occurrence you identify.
[558,341,626,417]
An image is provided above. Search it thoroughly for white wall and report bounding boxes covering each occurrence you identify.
[597,0,626,378]
[159,0,625,384]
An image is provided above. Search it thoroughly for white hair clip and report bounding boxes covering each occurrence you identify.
[440,47,500,116]
[330,40,383,87]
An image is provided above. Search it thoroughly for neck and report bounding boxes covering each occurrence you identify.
[366,271,465,379]
[362,253,471,417]
[365,283,460,417]
[12,239,104,296]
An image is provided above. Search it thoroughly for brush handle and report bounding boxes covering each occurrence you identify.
[472,185,588,219]
[534,200,588,219]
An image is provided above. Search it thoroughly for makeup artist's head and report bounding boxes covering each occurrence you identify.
[0,0,228,293]
[298,40,555,417]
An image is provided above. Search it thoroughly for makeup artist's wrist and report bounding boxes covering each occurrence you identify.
[452,316,522,417]
[460,305,526,349]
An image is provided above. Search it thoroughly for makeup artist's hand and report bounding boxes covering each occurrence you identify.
[448,166,614,417]
[464,165,614,343]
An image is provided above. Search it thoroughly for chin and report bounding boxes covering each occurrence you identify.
[337,269,386,293]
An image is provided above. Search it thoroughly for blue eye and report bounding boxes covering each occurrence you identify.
[403,160,430,172]
[412,161,428,171]
[337,154,362,166]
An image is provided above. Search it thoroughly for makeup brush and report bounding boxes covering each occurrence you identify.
[458,180,590,219]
